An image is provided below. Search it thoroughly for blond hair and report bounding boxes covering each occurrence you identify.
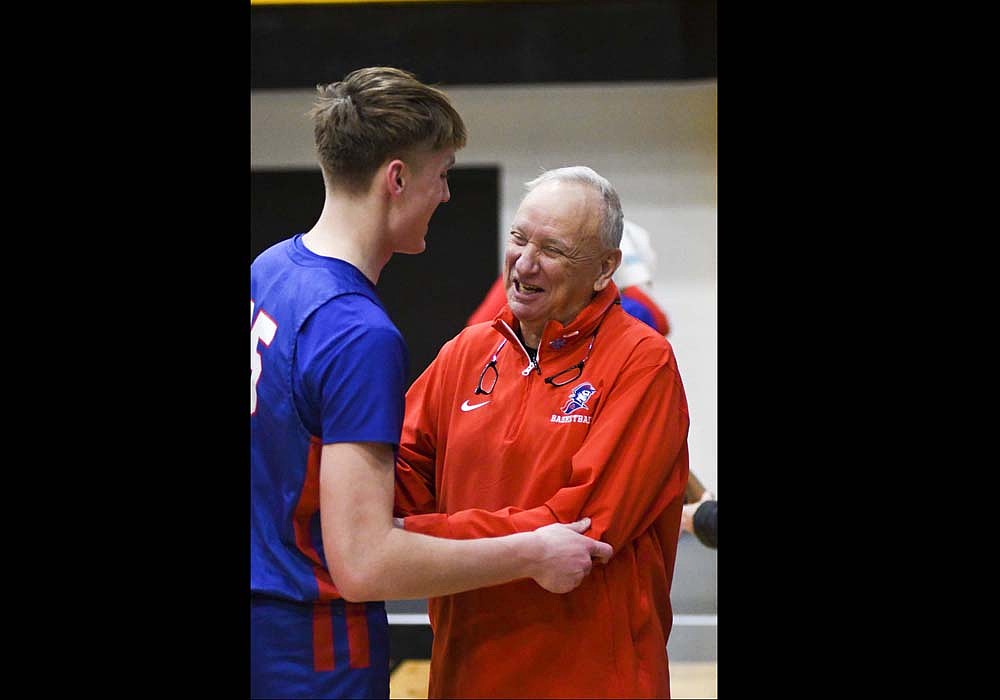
[309,66,467,193]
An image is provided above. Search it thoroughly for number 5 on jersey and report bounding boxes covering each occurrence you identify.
[251,300,278,415]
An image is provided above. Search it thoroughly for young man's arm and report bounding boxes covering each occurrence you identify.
[321,441,613,601]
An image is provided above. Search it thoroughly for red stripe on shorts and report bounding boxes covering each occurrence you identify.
[345,603,371,668]
[312,603,335,672]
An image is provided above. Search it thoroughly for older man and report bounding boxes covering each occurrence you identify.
[394,166,691,698]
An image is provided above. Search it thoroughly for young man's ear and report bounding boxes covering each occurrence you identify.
[386,160,405,195]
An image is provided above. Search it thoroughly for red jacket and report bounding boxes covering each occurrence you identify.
[395,283,690,698]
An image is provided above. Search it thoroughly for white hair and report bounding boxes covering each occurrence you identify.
[524,166,624,249]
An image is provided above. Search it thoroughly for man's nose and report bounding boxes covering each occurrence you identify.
[514,244,540,274]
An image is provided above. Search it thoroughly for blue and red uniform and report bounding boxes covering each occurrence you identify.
[251,234,407,699]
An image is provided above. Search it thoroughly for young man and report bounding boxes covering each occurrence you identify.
[396,166,691,698]
[250,68,611,700]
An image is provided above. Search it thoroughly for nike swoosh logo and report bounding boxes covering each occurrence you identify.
[460,399,491,412]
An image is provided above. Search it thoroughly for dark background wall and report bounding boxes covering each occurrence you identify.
[251,167,500,384]
[252,0,716,89]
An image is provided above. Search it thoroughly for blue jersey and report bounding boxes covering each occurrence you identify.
[251,234,402,698]
[620,294,657,331]
[251,234,408,603]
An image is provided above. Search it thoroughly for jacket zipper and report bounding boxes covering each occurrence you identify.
[497,320,541,442]
[498,320,543,376]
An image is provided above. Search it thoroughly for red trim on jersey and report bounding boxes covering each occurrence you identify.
[292,436,340,600]
[312,603,336,671]
[345,603,371,669]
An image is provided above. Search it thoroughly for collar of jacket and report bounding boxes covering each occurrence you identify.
[490,281,622,358]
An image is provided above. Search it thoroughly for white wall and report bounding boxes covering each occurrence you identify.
[251,80,718,494]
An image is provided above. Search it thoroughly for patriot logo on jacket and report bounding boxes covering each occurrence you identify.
[561,382,596,415]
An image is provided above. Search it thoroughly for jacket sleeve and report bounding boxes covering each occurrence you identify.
[393,341,447,519]
[401,342,690,553]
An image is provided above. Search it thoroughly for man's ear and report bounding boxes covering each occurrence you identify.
[593,249,623,291]
[385,159,406,195]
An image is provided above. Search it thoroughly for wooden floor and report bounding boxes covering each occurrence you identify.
[389,659,717,699]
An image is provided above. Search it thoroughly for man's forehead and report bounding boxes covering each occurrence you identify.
[513,186,600,243]
[431,149,456,169]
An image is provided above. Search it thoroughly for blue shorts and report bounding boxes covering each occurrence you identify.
[251,596,389,699]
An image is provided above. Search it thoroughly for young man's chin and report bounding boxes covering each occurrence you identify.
[397,239,427,255]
